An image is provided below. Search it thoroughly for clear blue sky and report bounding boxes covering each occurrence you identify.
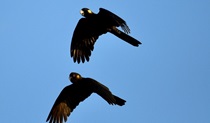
[0,0,210,123]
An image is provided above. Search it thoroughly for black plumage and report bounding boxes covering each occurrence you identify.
[46,72,126,123]
[71,8,141,63]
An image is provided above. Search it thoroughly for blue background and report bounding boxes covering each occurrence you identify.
[0,0,210,123]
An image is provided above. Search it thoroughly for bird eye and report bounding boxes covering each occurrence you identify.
[72,74,76,78]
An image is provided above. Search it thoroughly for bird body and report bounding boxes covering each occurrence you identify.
[71,8,141,63]
[46,72,126,123]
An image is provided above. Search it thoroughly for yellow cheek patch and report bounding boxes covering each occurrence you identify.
[76,75,80,79]
[87,10,92,14]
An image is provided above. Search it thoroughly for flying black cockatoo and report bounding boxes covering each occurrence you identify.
[46,72,126,123]
[70,8,141,63]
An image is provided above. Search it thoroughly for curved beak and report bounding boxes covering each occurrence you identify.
[69,76,72,82]
[80,10,84,16]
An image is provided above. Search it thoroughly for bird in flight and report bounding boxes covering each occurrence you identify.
[70,8,142,63]
[46,72,126,123]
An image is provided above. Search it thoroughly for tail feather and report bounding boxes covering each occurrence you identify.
[110,27,142,46]
[113,95,126,106]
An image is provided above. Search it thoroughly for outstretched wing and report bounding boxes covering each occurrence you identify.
[46,84,92,123]
[70,18,101,64]
[87,78,126,106]
[99,8,130,34]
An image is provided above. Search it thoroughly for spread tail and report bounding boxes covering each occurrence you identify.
[113,95,126,106]
[110,27,142,46]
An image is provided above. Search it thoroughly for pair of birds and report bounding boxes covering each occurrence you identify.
[46,8,141,123]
